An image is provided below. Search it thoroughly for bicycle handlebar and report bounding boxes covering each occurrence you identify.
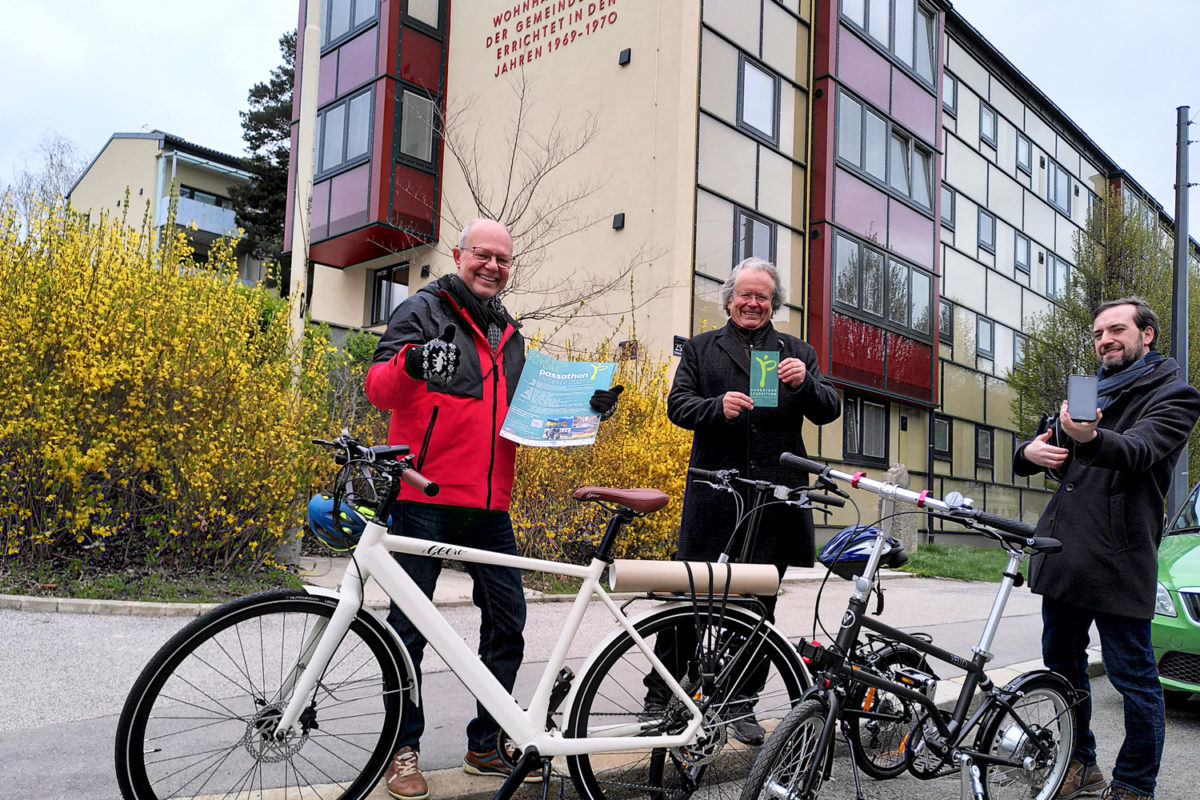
[400,466,439,497]
[779,451,1043,542]
[313,435,439,497]
[686,467,845,508]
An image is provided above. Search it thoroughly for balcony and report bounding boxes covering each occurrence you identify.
[157,196,240,238]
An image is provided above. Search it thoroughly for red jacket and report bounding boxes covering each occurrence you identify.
[365,281,525,510]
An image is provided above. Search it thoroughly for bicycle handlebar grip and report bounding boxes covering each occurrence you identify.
[779,452,829,475]
[401,468,439,497]
[688,467,726,483]
[973,510,1036,538]
[807,492,846,508]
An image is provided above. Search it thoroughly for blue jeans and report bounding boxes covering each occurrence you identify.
[386,501,526,753]
[1041,597,1164,797]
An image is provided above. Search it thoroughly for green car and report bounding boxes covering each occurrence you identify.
[1153,481,1200,706]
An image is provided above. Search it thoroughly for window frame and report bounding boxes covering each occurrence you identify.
[975,424,994,467]
[978,209,996,253]
[940,184,955,228]
[833,231,935,340]
[1047,253,1071,300]
[323,0,379,49]
[939,298,954,345]
[1014,231,1031,275]
[844,392,890,467]
[733,206,778,266]
[1047,160,1073,215]
[933,414,952,459]
[404,0,444,34]
[839,0,938,89]
[943,72,958,116]
[369,262,410,326]
[1016,132,1033,175]
[979,102,998,149]
[976,315,995,359]
[397,88,437,166]
[836,88,936,210]
[737,53,781,146]
[1013,331,1028,368]
[316,88,375,177]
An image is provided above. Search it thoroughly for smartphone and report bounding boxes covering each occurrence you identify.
[1067,375,1099,422]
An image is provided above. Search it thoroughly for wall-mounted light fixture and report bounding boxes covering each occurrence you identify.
[618,48,631,66]
[612,213,625,230]
[420,265,430,278]
[1039,155,1046,168]
[1038,252,1045,264]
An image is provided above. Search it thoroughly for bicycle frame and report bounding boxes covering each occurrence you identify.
[273,514,718,757]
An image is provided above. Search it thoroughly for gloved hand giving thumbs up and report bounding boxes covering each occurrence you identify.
[404,324,460,385]
[590,385,624,421]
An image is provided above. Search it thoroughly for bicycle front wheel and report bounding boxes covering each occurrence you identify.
[845,642,927,779]
[976,673,1075,800]
[739,698,830,800]
[566,603,808,800]
[115,590,408,800]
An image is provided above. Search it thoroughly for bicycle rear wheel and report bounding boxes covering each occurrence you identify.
[115,590,408,800]
[976,673,1075,800]
[566,603,808,800]
[738,698,830,800]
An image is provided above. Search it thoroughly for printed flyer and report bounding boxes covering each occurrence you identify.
[749,350,780,408]
[500,350,616,446]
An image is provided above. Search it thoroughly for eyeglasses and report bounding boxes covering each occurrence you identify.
[462,246,514,270]
[734,290,772,304]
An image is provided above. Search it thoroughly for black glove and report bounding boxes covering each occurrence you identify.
[404,324,460,385]
[590,385,624,421]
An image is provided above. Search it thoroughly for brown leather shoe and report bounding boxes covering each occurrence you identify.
[386,746,429,800]
[463,747,543,782]
[1057,758,1105,799]
[1100,784,1152,800]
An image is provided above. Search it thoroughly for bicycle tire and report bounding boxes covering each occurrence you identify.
[738,698,830,800]
[114,590,408,800]
[975,672,1075,800]
[566,603,809,800]
[844,642,927,779]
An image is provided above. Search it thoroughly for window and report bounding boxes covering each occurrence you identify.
[179,185,232,209]
[370,263,409,325]
[399,90,435,163]
[939,299,953,344]
[941,184,955,228]
[845,393,889,465]
[836,90,933,208]
[943,72,958,115]
[980,103,998,148]
[977,316,995,359]
[1014,232,1031,274]
[1047,254,1070,300]
[1048,161,1072,215]
[833,233,933,338]
[318,89,373,174]
[1014,332,1028,367]
[841,0,937,87]
[978,209,996,253]
[734,208,776,264]
[324,0,377,46]
[933,415,952,459]
[1016,133,1032,175]
[406,0,440,28]
[975,425,994,466]
[738,56,779,144]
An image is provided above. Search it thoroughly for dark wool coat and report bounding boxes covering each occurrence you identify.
[668,322,842,567]
[1014,356,1200,619]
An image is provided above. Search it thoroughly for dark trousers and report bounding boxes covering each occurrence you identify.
[386,501,526,753]
[1041,597,1164,797]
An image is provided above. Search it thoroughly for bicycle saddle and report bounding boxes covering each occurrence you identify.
[572,486,669,513]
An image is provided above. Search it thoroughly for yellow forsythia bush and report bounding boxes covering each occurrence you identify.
[0,198,328,569]
[510,347,693,561]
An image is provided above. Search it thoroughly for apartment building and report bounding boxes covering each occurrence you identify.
[69,131,264,285]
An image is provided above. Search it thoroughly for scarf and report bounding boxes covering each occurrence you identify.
[730,320,771,356]
[1096,350,1164,410]
[437,274,510,352]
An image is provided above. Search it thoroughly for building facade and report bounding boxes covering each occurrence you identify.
[290,0,1197,540]
[70,131,264,284]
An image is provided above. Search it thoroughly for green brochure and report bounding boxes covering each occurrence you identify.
[750,350,779,408]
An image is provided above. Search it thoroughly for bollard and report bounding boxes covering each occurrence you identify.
[878,463,919,556]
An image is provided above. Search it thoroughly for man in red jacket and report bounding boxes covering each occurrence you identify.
[365,219,619,799]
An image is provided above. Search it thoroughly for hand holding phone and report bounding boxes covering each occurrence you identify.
[1067,375,1099,423]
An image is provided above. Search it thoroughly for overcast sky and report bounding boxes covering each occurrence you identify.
[1,0,1195,239]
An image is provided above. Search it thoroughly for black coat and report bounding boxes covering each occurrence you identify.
[667,322,842,567]
[1014,356,1200,619]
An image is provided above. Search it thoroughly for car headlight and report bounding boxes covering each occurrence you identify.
[1154,582,1177,617]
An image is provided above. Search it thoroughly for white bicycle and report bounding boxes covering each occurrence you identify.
[114,434,812,800]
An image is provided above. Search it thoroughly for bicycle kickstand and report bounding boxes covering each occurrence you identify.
[955,751,985,800]
[490,746,549,800]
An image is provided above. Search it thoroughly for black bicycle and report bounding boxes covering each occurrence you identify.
[739,453,1077,800]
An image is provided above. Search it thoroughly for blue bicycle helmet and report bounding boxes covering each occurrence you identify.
[818,525,908,580]
[306,461,382,551]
